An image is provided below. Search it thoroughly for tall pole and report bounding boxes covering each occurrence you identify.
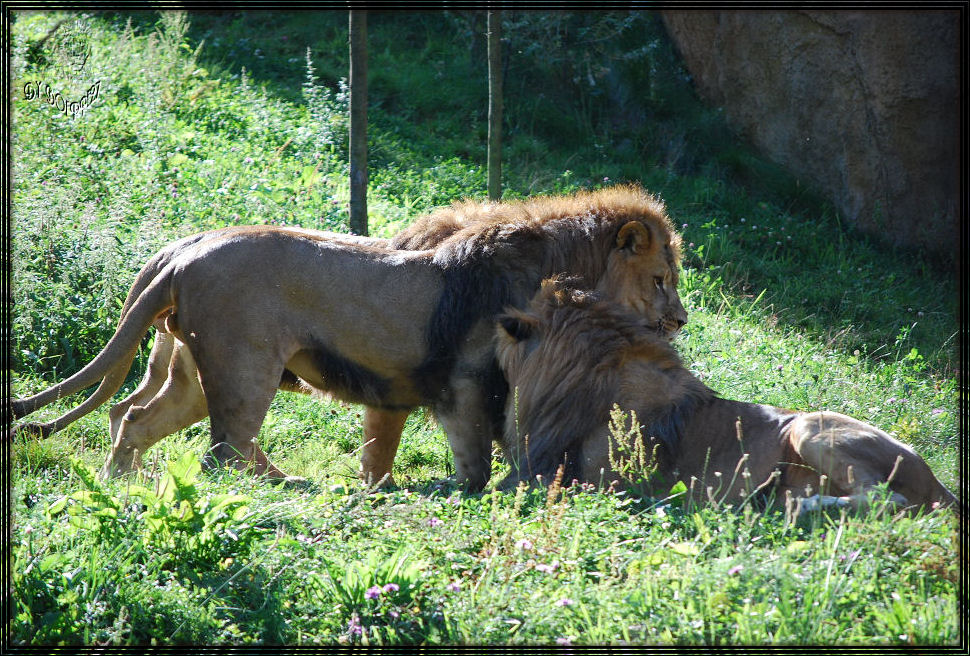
[349,10,368,235]
[486,10,503,201]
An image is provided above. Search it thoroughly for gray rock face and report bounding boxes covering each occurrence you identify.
[661,10,959,257]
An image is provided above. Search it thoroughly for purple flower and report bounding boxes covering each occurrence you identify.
[728,564,743,576]
[555,598,574,607]
[557,637,573,645]
[383,583,400,593]
[446,581,461,592]
[535,562,558,574]
[428,517,443,527]
[347,614,363,636]
[365,585,381,600]
[931,408,945,416]
[515,538,533,551]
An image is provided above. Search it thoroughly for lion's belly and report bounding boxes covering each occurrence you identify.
[673,399,796,496]
[284,348,424,410]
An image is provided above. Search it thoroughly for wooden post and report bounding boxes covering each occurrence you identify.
[349,10,368,235]
[487,10,503,201]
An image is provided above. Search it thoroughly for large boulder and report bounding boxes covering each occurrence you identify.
[661,10,959,257]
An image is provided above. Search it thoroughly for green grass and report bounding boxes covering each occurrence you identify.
[8,10,960,646]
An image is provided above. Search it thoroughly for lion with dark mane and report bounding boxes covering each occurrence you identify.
[11,186,687,491]
[495,280,957,511]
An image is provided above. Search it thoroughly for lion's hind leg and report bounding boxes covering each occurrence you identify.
[787,411,954,512]
[108,330,177,444]
[101,338,208,478]
[191,343,293,480]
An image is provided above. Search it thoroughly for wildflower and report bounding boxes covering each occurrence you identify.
[383,583,400,593]
[740,217,746,223]
[428,517,443,527]
[365,585,382,600]
[515,538,534,551]
[931,408,945,416]
[555,598,574,607]
[536,562,558,574]
[682,223,688,229]
[244,156,254,164]
[728,564,743,576]
[446,581,461,592]
[347,614,363,636]
[557,637,573,645]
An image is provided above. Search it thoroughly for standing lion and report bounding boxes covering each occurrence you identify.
[11,186,687,491]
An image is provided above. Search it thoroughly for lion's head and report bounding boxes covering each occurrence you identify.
[394,185,688,341]
[495,278,707,485]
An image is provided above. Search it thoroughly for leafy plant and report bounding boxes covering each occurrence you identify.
[46,454,265,570]
[606,405,691,507]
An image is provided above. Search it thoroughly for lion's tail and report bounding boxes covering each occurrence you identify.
[8,262,177,439]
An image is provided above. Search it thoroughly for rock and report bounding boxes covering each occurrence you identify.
[661,10,959,258]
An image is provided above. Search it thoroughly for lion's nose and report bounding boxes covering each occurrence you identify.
[675,317,687,329]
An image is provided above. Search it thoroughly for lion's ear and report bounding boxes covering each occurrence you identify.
[616,221,654,254]
[497,314,538,343]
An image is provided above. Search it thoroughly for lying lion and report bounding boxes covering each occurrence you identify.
[11,186,687,491]
[494,280,958,511]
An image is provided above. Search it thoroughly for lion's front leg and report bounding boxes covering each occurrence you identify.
[360,407,411,487]
[434,373,503,492]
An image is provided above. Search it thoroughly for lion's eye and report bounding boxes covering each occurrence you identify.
[654,276,664,290]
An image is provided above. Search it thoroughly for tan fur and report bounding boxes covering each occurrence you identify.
[496,282,958,512]
[12,186,687,491]
[102,231,401,483]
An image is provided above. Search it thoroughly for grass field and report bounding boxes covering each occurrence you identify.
[7,11,961,646]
